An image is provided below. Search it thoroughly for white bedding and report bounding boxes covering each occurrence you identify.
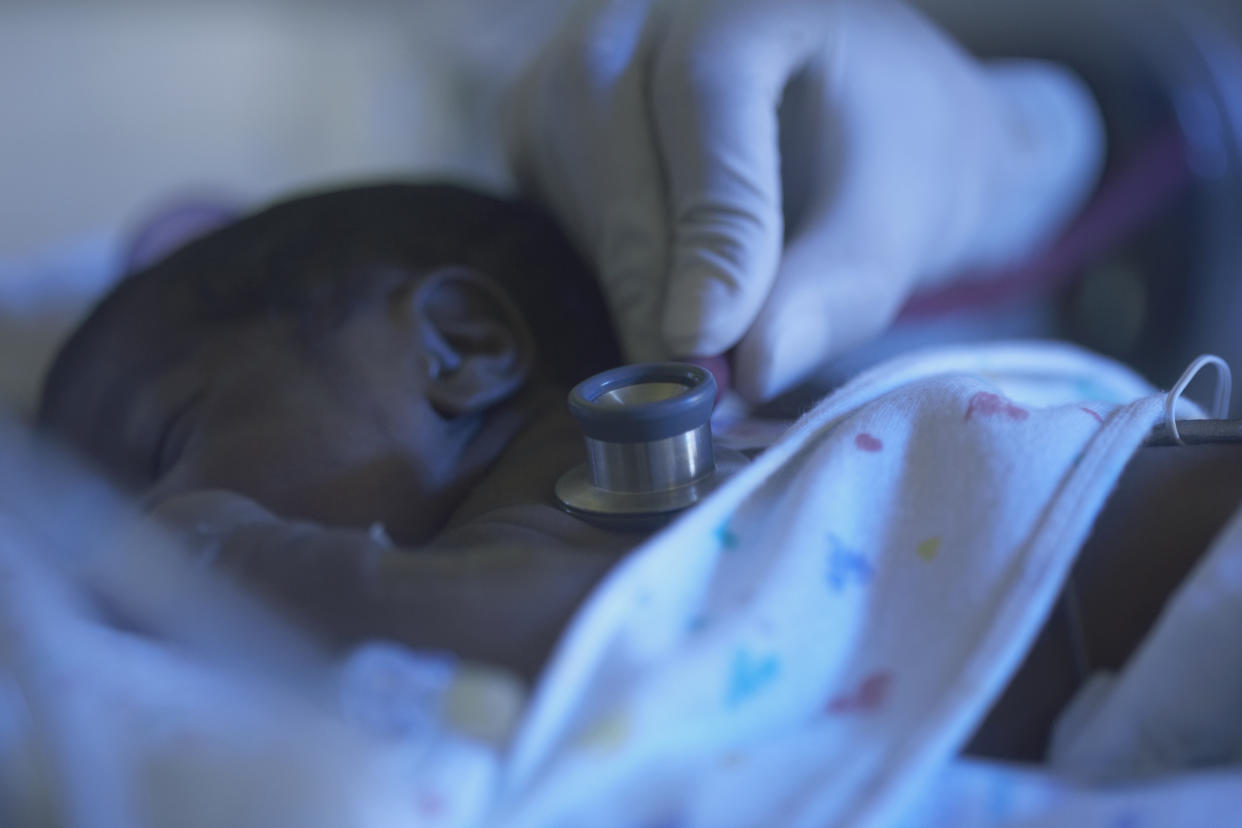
[5,340,1242,826]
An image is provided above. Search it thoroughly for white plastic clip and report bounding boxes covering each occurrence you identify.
[1164,354,1232,445]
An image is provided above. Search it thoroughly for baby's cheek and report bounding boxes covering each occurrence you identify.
[163,413,454,545]
[155,430,331,523]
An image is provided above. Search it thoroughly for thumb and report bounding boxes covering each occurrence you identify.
[733,239,918,402]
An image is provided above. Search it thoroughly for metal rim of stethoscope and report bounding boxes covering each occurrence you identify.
[555,362,748,530]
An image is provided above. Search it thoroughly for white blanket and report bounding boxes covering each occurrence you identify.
[4,342,1241,827]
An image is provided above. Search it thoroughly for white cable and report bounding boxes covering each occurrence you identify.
[1164,354,1232,445]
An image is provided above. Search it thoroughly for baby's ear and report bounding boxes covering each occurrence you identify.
[403,266,535,416]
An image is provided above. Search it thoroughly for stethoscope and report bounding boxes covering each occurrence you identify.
[554,355,1242,532]
[555,362,748,529]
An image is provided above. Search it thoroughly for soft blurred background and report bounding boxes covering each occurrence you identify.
[2,0,1240,410]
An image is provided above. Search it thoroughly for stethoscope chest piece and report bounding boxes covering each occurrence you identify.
[555,362,747,529]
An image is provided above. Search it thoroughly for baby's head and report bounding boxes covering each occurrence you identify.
[40,183,621,543]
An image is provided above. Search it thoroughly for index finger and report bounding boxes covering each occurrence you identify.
[651,0,827,357]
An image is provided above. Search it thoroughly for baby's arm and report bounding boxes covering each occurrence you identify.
[151,491,620,680]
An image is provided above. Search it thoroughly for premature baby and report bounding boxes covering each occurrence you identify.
[39,183,639,680]
[38,182,1242,760]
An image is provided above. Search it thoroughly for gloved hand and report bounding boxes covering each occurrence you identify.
[504,0,1103,401]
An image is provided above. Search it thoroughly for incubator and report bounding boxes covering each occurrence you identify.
[2,2,1242,827]
[908,0,1242,406]
[1,0,1240,409]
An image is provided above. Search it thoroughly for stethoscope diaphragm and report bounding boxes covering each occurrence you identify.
[555,362,747,529]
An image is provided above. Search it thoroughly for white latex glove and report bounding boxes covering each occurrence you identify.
[504,0,1103,401]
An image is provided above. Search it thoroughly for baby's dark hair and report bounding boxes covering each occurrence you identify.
[39,183,622,477]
